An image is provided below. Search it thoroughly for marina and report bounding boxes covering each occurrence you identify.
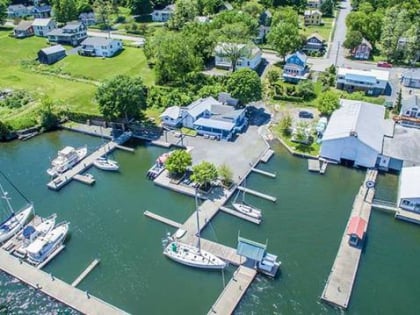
[219,206,261,225]
[237,186,277,202]
[71,258,101,287]
[251,167,276,178]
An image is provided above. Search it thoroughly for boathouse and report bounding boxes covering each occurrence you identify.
[398,166,420,213]
[347,216,366,247]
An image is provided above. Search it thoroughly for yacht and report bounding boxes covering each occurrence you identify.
[93,157,119,171]
[26,221,69,266]
[232,203,262,219]
[47,146,87,176]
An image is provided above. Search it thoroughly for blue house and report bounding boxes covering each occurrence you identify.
[283,51,309,83]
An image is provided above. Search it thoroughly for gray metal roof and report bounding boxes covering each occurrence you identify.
[402,68,420,80]
[236,237,266,261]
[186,97,220,119]
[193,118,235,131]
[40,45,65,55]
[81,37,116,46]
[15,21,33,31]
[401,95,420,115]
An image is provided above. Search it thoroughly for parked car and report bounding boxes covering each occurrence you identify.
[377,62,392,68]
[298,111,314,119]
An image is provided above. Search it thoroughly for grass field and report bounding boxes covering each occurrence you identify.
[301,17,335,41]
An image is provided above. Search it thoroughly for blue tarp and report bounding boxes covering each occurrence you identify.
[23,225,36,239]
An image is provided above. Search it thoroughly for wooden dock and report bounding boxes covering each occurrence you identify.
[0,249,127,314]
[219,206,261,225]
[143,211,182,228]
[260,149,274,163]
[237,186,276,202]
[72,258,101,287]
[321,169,377,309]
[208,266,257,315]
[251,168,276,178]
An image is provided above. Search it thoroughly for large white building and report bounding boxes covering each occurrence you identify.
[320,100,385,168]
[336,68,390,96]
[398,166,420,212]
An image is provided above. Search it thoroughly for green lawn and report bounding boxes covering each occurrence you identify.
[301,17,335,41]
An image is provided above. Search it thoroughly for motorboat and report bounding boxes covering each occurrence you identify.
[13,214,57,258]
[232,202,262,219]
[26,221,69,266]
[93,157,119,171]
[47,146,87,176]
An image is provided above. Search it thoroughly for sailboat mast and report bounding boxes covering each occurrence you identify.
[195,187,201,252]
[0,183,14,214]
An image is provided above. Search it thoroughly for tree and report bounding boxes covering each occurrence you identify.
[267,21,301,61]
[215,42,254,72]
[271,7,299,26]
[77,0,93,14]
[96,75,146,121]
[267,69,280,86]
[39,97,59,131]
[198,0,223,15]
[241,1,264,19]
[130,0,153,15]
[296,80,315,100]
[168,0,199,30]
[218,164,233,187]
[182,22,217,63]
[317,90,339,115]
[165,150,192,177]
[403,25,420,64]
[52,0,78,23]
[321,0,334,17]
[343,30,363,51]
[0,120,11,141]
[0,0,7,25]
[394,89,402,114]
[191,161,218,189]
[226,68,262,104]
[95,0,113,31]
[278,114,292,136]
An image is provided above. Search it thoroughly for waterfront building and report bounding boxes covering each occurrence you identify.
[336,67,390,96]
[347,216,367,247]
[159,106,184,128]
[398,166,420,212]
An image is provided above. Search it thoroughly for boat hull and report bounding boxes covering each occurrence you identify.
[0,205,33,244]
[47,146,87,176]
[232,203,262,219]
[93,158,119,171]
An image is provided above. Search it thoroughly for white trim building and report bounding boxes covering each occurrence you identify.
[32,18,56,37]
[79,37,123,57]
[398,166,420,212]
[336,68,390,96]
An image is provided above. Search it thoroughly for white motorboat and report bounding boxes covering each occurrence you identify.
[232,203,262,219]
[0,184,33,243]
[93,157,119,171]
[26,221,69,266]
[163,189,226,270]
[47,146,87,176]
[13,214,57,258]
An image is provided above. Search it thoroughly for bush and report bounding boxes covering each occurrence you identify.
[0,90,31,108]
[114,16,126,24]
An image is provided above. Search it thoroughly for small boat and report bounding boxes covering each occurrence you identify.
[0,184,33,243]
[146,152,172,179]
[232,203,262,219]
[13,214,57,258]
[93,157,119,171]
[47,146,87,176]
[26,221,69,266]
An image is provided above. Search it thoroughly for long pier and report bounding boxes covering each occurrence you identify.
[208,266,257,315]
[219,206,261,225]
[143,211,182,228]
[321,169,377,309]
[0,249,127,314]
[237,186,277,202]
[72,258,101,287]
[251,168,276,178]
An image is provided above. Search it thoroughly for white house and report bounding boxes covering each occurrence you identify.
[182,97,216,129]
[320,99,385,168]
[47,21,87,46]
[336,67,390,96]
[401,69,420,89]
[159,106,184,128]
[398,166,420,212]
[32,18,56,37]
[79,37,123,57]
[214,43,262,70]
[151,5,175,22]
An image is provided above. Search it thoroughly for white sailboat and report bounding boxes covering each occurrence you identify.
[47,146,87,176]
[93,156,119,171]
[163,189,226,270]
[232,182,262,219]
[0,184,33,244]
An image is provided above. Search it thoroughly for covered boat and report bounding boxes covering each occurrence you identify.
[47,146,87,176]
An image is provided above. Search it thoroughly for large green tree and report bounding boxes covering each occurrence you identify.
[130,0,153,15]
[217,164,233,187]
[0,120,11,141]
[96,75,146,121]
[39,97,59,131]
[343,30,363,51]
[52,0,78,23]
[165,150,192,176]
[403,25,420,64]
[321,0,334,17]
[0,0,8,25]
[168,0,199,30]
[226,68,262,104]
[191,161,218,189]
[267,21,301,61]
[317,90,339,115]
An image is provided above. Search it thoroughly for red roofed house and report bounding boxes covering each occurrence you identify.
[347,216,367,247]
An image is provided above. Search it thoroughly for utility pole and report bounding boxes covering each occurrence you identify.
[334,41,340,68]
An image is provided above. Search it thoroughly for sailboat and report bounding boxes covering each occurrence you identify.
[0,183,33,244]
[163,189,226,270]
[232,180,262,219]
[93,156,119,171]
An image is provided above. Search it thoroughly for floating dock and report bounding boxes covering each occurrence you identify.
[260,149,274,163]
[150,140,172,148]
[73,174,95,185]
[208,266,257,315]
[0,249,127,314]
[251,168,276,178]
[321,169,377,309]
[219,206,261,225]
[308,159,328,174]
[143,211,182,228]
[237,186,276,202]
[395,209,420,225]
[72,258,101,287]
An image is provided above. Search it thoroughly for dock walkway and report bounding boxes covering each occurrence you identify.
[260,149,274,163]
[208,266,257,315]
[143,211,182,228]
[219,206,261,225]
[321,169,377,309]
[251,168,276,178]
[72,258,101,287]
[237,186,276,202]
[0,249,127,314]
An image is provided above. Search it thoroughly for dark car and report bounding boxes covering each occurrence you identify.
[377,62,392,68]
[298,111,314,119]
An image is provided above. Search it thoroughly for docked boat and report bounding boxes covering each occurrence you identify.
[0,184,33,244]
[163,189,226,270]
[147,152,171,180]
[47,146,87,176]
[26,221,69,266]
[93,157,119,171]
[13,214,57,258]
[232,203,262,219]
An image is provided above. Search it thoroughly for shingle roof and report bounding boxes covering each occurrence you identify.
[15,21,33,31]
[401,95,420,115]
[307,33,324,42]
[186,97,220,119]
[81,37,116,46]
[286,51,308,64]
[40,45,65,55]
[402,68,420,80]
[32,18,53,27]
[160,106,182,120]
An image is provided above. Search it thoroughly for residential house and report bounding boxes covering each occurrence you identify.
[352,38,372,60]
[38,45,66,65]
[283,51,309,83]
[399,95,420,129]
[304,10,322,26]
[79,37,123,57]
[401,69,420,89]
[47,21,87,46]
[32,18,56,37]
[398,166,420,213]
[79,12,96,26]
[159,106,185,128]
[214,43,262,70]
[14,21,34,38]
[320,99,386,168]
[303,33,325,53]
[307,0,321,8]
[336,67,390,96]
[151,5,175,22]
[7,4,30,18]
[31,5,51,18]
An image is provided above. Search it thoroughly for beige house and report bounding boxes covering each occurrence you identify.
[304,10,322,26]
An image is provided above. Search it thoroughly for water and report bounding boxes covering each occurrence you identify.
[1,132,419,314]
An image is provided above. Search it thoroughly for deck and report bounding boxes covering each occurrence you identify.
[0,249,127,314]
[208,266,257,315]
[321,169,377,309]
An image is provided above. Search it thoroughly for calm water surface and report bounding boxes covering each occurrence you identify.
[0,131,419,314]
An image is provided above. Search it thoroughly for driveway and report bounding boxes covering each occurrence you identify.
[86,30,145,43]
